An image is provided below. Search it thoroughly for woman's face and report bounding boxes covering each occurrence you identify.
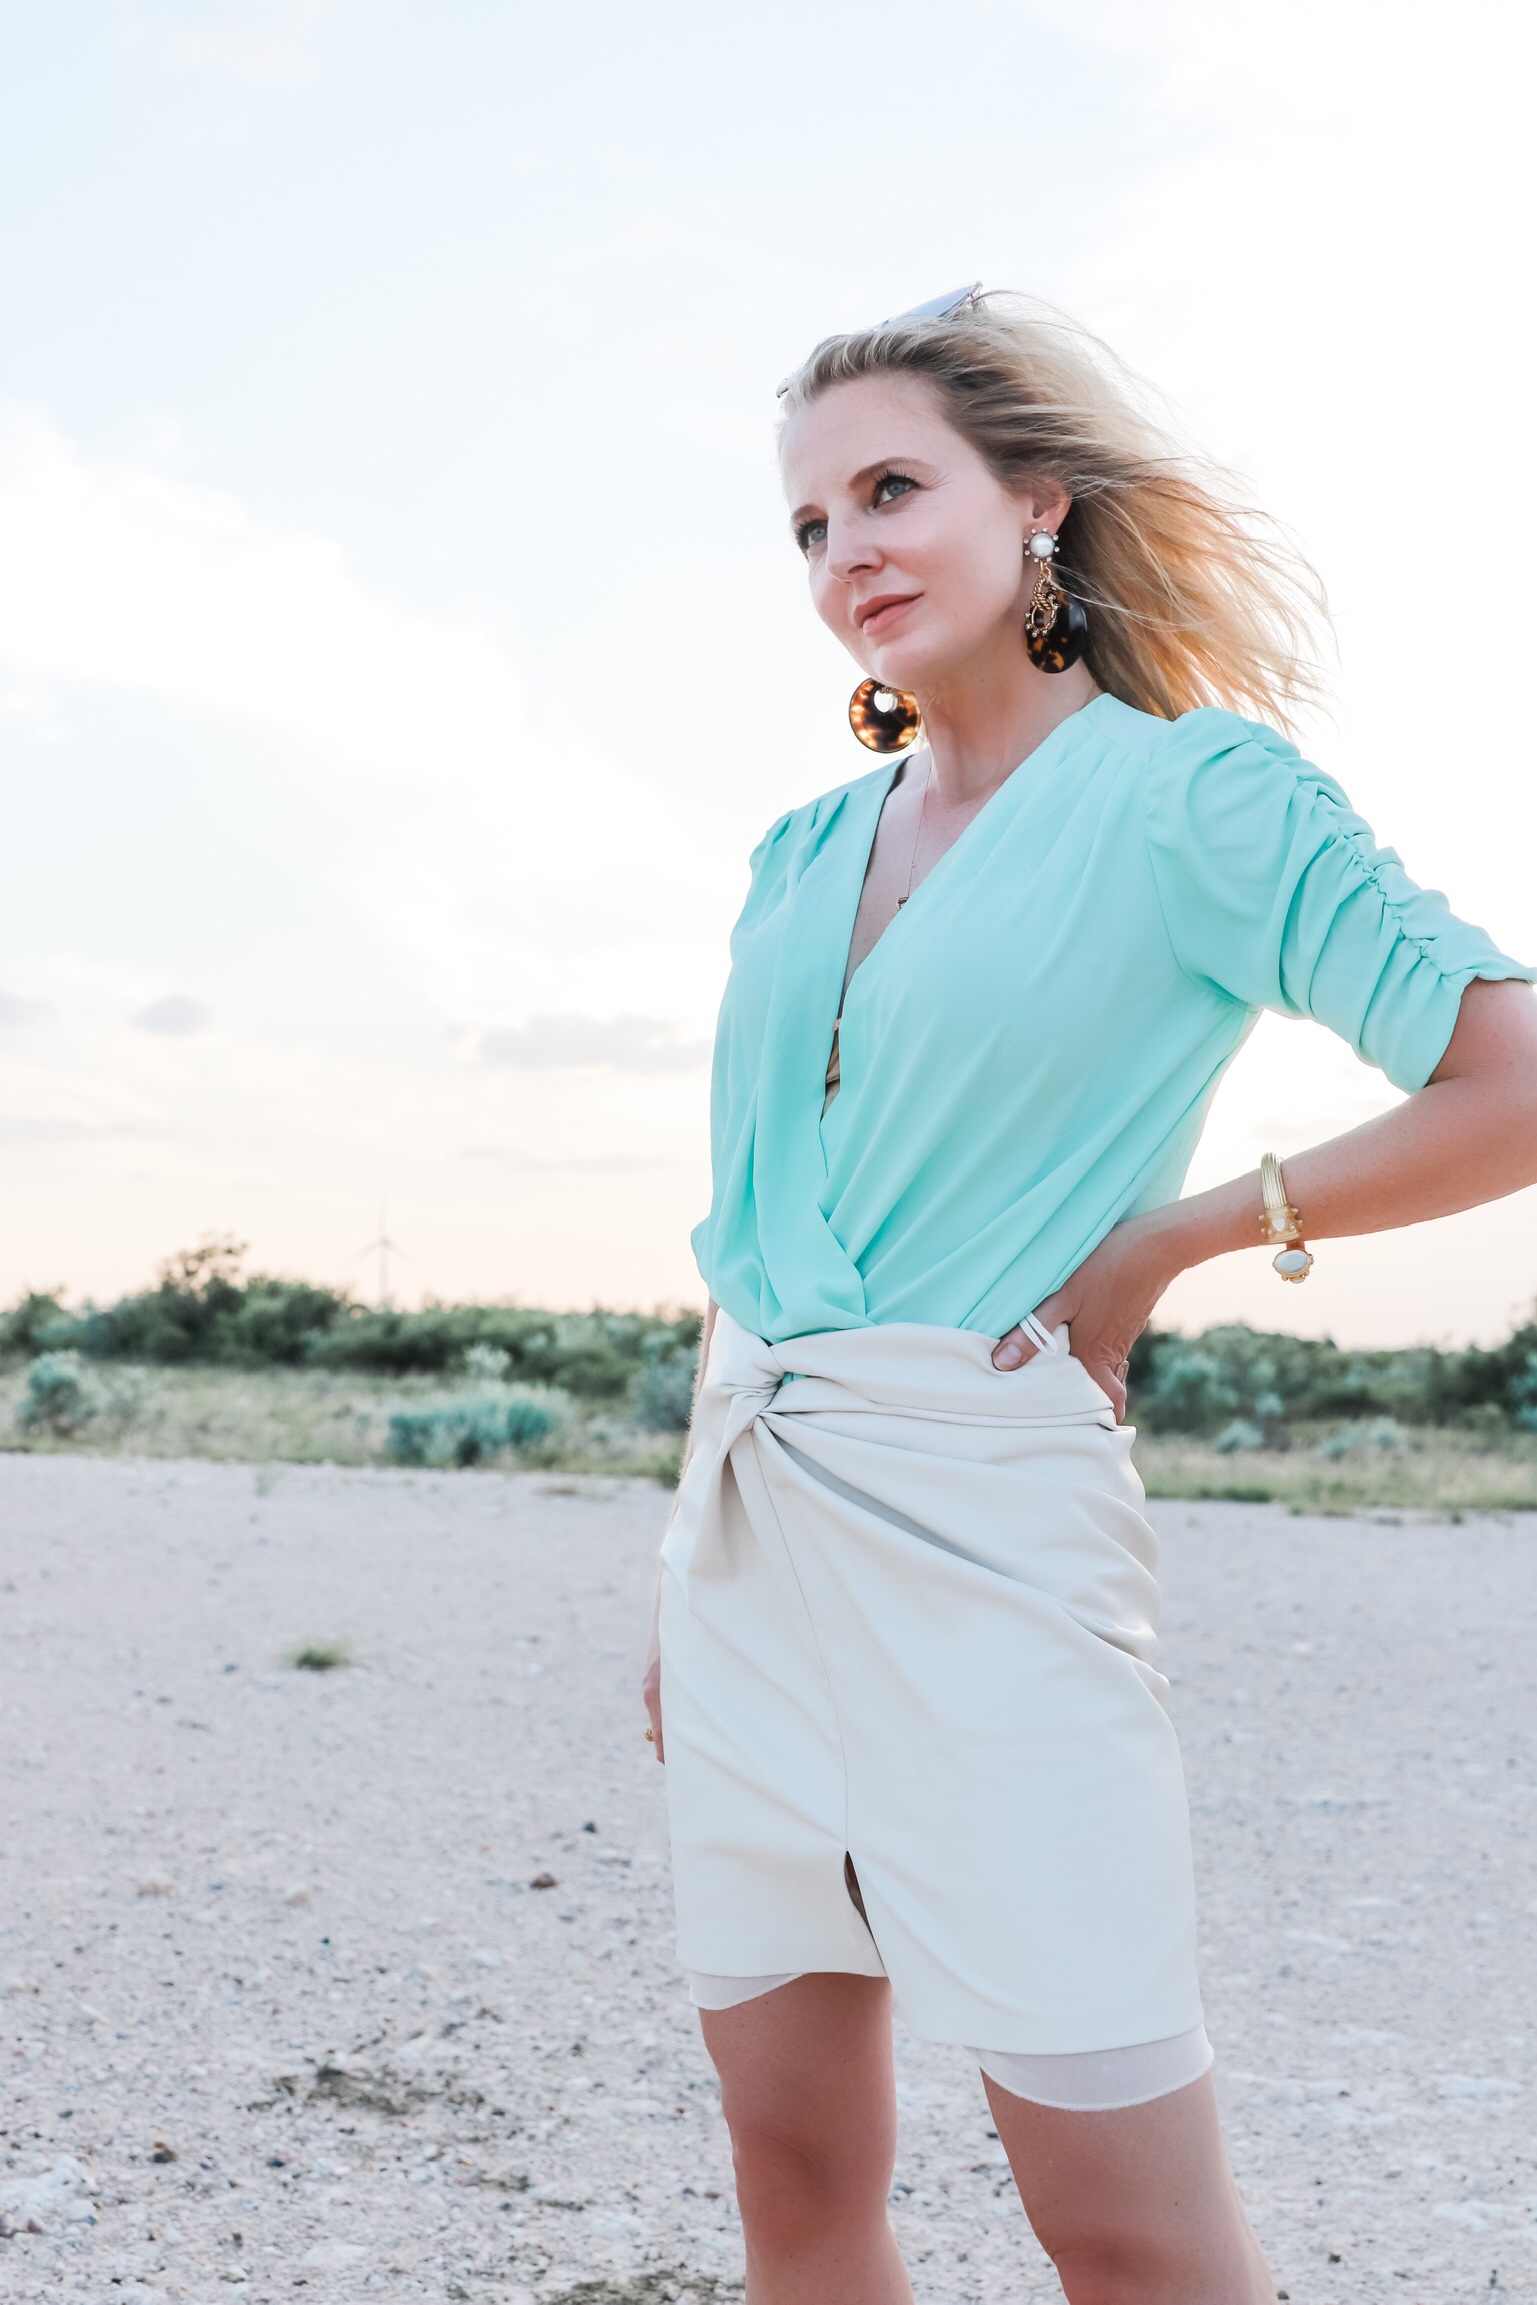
[779,373,1068,695]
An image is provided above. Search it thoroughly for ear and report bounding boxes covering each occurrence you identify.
[1015,479,1073,538]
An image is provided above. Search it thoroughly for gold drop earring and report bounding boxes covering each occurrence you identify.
[1024,529,1089,674]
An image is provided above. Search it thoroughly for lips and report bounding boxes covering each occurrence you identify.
[856,593,920,635]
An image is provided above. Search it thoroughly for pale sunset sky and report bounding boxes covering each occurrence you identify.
[1,0,1534,1345]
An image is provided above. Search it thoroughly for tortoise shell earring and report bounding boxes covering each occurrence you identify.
[849,678,922,753]
[1024,529,1089,674]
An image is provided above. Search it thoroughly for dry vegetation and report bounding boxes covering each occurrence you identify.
[9,1246,1537,1514]
[0,1360,686,1483]
[1135,1423,1537,1518]
[8,1357,1537,1516]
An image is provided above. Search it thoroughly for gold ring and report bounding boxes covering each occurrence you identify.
[643,1727,655,1742]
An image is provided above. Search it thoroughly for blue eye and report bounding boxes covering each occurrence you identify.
[873,471,917,506]
[795,518,828,554]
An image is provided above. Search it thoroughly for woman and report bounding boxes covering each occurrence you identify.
[641,287,1537,2303]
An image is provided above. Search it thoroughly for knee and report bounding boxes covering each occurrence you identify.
[724,2107,892,2234]
[1046,2233,1199,2305]
[1047,2239,1145,2305]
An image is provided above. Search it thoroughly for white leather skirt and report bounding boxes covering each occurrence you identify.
[657,1310,1205,2065]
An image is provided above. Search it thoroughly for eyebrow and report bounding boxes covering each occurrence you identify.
[788,456,929,529]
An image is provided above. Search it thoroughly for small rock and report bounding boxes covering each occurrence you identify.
[0,2155,93,2230]
[281,1885,312,1908]
[151,2140,178,2163]
[589,2208,644,2237]
[302,2239,368,2268]
[530,1873,557,1890]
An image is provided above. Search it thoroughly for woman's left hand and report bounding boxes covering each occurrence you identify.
[991,1215,1177,1418]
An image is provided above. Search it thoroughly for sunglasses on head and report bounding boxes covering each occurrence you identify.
[776,282,982,398]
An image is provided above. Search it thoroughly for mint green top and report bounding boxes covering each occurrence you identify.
[692,696,1532,1344]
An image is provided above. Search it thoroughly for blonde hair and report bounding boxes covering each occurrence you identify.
[778,293,1329,733]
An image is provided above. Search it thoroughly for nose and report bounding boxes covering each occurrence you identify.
[825,517,879,587]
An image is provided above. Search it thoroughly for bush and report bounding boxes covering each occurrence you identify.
[310,1303,699,1396]
[23,1239,1537,1447]
[1314,1417,1403,1460]
[0,1292,69,1356]
[385,1387,564,1468]
[0,1252,704,1404]
[630,1341,699,1432]
[504,1392,560,1448]
[19,1352,97,1436]
[1124,1321,1527,1434]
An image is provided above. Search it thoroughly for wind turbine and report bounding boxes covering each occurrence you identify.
[350,1200,414,1309]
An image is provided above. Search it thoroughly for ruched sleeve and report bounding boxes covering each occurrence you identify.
[1143,709,1535,1092]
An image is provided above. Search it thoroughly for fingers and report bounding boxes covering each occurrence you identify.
[992,1293,1065,1372]
[642,1676,665,1764]
[991,1322,1038,1372]
[1085,1362,1128,1421]
[1077,1344,1131,1420]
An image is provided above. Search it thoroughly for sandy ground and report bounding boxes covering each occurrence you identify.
[2,1457,1535,2305]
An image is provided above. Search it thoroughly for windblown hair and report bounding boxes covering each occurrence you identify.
[778,293,1330,732]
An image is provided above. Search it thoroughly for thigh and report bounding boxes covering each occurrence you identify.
[987,2071,1272,2305]
[701,1973,898,2181]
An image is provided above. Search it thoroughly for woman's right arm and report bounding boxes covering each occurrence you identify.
[642,1297,717,1763]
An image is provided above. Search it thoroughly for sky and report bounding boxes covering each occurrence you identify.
[1,0,1535,1345]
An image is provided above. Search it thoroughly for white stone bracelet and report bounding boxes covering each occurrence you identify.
[1259,1151,1314,1283]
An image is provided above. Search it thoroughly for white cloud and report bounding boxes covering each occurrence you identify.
[0,404,525,787]
[0,405,739,1027]
[480,1014,712,1073]
[0,991,53,1026]
[133,995,214,1037]
[0,409,727,1308]
[159,0,339,87]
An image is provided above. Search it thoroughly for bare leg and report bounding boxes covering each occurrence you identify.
[700,1973,914,2305]
[987,2068,1275,2305]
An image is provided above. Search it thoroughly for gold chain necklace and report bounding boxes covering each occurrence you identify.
[826,756,934,1106]
[896,757,934,910]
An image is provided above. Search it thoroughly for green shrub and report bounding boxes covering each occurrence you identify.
[309,1303,698,1395]
[630,1335,699,1431]
[0,1291,69,1355]
[503,1393,560,1448]
[1314,1417,1403,1460]
[20,1240,1537,1445]
[1125,1320,1537,1434]
[0,1252,704,1403]
[20,1351,96,1435]
[385,1387,563,1468]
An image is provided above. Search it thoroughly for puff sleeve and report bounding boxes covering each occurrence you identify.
[1143,710,1535,1092]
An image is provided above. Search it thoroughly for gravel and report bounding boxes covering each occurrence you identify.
[1,1454,1535,2303]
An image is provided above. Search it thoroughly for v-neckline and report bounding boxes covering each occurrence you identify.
[836,749,924,1002]
[822,695,1108,1118]
[841,694,1107,1001]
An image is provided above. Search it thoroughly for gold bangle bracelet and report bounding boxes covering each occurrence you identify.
[1259,1151,1314,1283]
